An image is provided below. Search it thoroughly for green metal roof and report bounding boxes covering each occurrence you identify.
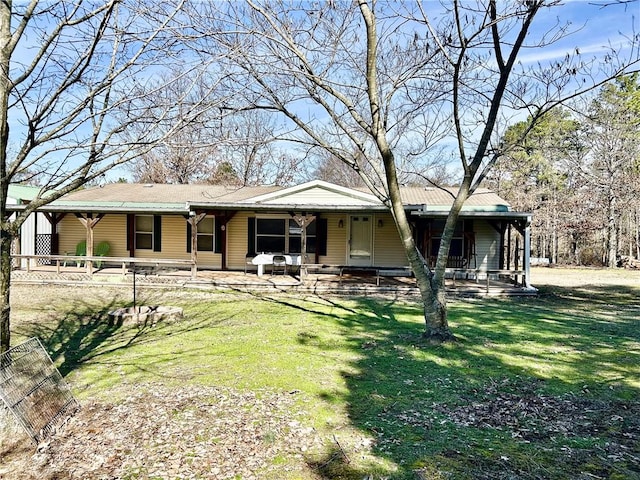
[7,184,46,202]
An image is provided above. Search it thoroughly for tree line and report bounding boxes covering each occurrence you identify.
[485,74,640,268]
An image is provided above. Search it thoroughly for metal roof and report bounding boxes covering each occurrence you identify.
[13,181,527,218]
[7,185,52,203]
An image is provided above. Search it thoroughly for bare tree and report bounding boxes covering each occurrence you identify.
[308,149,373,188]
[129,76,304,186]
[0,0,190,352]
[185,0,638,340]
[127,70,222,184]
[221,109,303,186]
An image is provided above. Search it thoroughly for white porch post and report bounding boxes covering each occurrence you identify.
[524,215,532,288]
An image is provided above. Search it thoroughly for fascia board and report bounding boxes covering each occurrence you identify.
[240,179,380,205]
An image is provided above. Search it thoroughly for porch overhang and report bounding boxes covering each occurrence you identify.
[411,207,532,222]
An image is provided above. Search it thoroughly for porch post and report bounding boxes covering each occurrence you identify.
[292,213,316,280]
[506,223,512,270]
[43,213,66,255]
[187,212,206,279]
[524,215,532,288]
[75,213,104,274]
[214,211,236,271]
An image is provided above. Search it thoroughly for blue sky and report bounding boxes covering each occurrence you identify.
[9,1,640,184]
[520,0,639,65]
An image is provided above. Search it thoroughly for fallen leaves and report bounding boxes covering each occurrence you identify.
[2,383,321,479]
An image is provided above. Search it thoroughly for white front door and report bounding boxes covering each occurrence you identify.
[348,215,372,266]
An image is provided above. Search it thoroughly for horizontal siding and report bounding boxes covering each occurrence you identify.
[322,213,347,265]
[54,212,502,272]
[143,215,221,268]
[154,215,189,260]
[226,211,251,270]
[58,214,221,267]
[474,220,500,270]
[227,212,349,269]
[58,216,89,255]
[372,214,407,267]
[58,214,128,257]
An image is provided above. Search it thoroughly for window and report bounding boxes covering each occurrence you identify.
[430,237,463,257]
[256,218,285,252]
[255,217,316,253]
[428,220,465,261]
[197,217,215,252]
[287,219,316,253]
[135,215,153,250]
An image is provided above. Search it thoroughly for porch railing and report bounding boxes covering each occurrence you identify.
[11,254,195,278]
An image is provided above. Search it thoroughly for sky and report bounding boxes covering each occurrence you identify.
[7,0,640,185]
[521,0,639,65]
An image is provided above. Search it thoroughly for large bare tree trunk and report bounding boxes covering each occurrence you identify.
[186,0,638,341]
[0,1,12,353]
[384,157,451,340]
[0,226,11,353]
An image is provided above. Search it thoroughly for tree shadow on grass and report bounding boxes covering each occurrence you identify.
[15,293,218,378]
[277,286,640,479]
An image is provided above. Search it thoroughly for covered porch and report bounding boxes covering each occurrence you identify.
[10,257,537,297]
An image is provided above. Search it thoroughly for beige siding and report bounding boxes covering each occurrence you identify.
[226,212,350,269]
[58,214,222,268]
[322,213,348,265]
[58,214,128,257]
[145,215,221,268]
[474,220,500,270]
[372,213,408,267]
[56,210,501,272]
[260,186,376,206]
[226,211,251,270]
[58,216,89,255]
[153,215,189,260]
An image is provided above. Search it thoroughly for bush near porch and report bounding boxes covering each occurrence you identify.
[2,267,639,479]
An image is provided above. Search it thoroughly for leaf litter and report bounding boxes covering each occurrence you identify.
[1,383,322,479]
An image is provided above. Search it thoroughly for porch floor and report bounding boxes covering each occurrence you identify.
[11,265,537,297]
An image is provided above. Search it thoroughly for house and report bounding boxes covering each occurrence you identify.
[9,180,533,286]
[6,185,53,269]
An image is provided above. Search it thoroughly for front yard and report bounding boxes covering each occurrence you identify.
[1,267,639,479]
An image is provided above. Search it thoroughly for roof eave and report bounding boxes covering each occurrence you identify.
[412,209,532,219]
[188,202,389,212]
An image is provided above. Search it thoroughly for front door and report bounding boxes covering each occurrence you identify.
[348,215,372,266]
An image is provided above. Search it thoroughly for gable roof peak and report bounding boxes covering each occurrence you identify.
[244,179,380,205]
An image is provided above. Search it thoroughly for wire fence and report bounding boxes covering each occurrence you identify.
[0,337,79,443]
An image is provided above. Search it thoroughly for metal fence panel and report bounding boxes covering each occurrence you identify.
[0,337,78,443]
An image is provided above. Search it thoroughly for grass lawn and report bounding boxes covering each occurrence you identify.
[3,267,640,479]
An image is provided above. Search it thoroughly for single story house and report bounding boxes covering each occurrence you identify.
[8,180,533,286]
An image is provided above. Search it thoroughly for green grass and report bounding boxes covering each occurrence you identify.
[11,279,640,479]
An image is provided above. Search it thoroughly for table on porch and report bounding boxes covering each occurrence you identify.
[251,253,302,276]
